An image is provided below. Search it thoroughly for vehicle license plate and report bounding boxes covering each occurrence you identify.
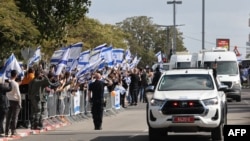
[172,116,194,123]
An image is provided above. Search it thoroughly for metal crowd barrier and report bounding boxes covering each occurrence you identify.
[17,86,123,129]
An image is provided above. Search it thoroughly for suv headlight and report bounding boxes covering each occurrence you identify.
[202,97,218,106]
[150,99,165,107]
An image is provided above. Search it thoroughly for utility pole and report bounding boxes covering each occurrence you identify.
[202,0,205,50]
[167,0,182,55]
[156,24,185,60]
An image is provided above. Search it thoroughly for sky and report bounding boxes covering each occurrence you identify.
[87,0,250,58]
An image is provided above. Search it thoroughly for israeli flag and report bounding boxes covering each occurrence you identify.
[69,58,79,73]
[55,48,70,75]
[78,50,90,69]
[100,46,113,67]
[50,49,65,65]
[76,65,90,78]
[112,48,124,64]
[28,46,41,67]
[0,53,23,79]
[89,49,101,64]
[66,42,83,69]
[125,48,132,62]
[155,51,162,63]
[76,58,104,78]
[93,43,107,52]
[89,58,105,73]
[50,42,82,65]
[129,56,138,69]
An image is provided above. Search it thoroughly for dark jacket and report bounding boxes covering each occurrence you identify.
[0,81,12,109]
[152,69,162,89]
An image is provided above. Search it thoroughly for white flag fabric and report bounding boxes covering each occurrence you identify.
[66,42,83,70]
[50,42,83,66]
[129,56,138,69]
[76,65,90,79]
[125,49,132,62]
[135,57,141,66]
[121,59,130,71]
[50,49,65,65]
[76,58,104,79]
[155,51,162,63]
[0,53,23,79]
[89,58,105,73]
[112,48,124,65]
[28,46,41,67]
[55,48,70,75]
[78,50,90,69]
[100,46,113,67]
[88,43,107,64]
[93,43,107,52]
[89,49,101,64]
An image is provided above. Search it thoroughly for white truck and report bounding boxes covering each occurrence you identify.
[201,47,241,102]
[146,68,228,141]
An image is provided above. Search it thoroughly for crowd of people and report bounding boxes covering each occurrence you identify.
[0,61,162,134]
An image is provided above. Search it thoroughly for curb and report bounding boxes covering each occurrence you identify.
[0,110,123,141]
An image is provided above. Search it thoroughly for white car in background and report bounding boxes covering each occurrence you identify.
[146,68,228,141]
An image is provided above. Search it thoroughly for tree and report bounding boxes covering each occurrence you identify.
[0,0,40,59]
[116,16,185,67]
[16,0,91,46]
[66,17,129,50]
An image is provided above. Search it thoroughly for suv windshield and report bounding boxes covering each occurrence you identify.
[158,74,214,91]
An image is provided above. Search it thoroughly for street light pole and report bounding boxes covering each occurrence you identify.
[167,0,182,55]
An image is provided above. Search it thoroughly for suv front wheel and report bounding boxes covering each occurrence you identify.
[211,108,227,140]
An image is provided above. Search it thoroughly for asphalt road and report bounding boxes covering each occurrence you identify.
[17,89,250,141]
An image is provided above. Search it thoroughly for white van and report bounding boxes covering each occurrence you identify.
[201,47,241,102]
[191,52,203,68]
[169,52,192,69]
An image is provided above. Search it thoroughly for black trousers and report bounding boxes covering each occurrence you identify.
[129,88,139,104]
[120,92,126,107]
[0,108,8,133]
[91,101,104,129]
[29,97,42,128]
[5,100,21,134]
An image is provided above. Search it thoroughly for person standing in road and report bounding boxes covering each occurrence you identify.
[5,70,22,137]
[0,77,12,137]
[88,72,112,130]
[152,66,161,90]
[128,68,140,106]
[138,68,148,103]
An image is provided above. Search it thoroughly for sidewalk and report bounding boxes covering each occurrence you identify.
[0,114,86,141]
[0,107,125,141]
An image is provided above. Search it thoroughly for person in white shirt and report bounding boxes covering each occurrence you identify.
[5,70,22,137]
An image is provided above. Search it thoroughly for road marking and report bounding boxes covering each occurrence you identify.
[128,129,148,138]
[129,134,139,138]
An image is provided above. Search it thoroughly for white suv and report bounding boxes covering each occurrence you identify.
[146,68,227,141]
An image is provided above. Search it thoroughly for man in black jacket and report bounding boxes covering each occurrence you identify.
[88,72,112,130]
[0,77,12,136]
[152,66,162,90]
